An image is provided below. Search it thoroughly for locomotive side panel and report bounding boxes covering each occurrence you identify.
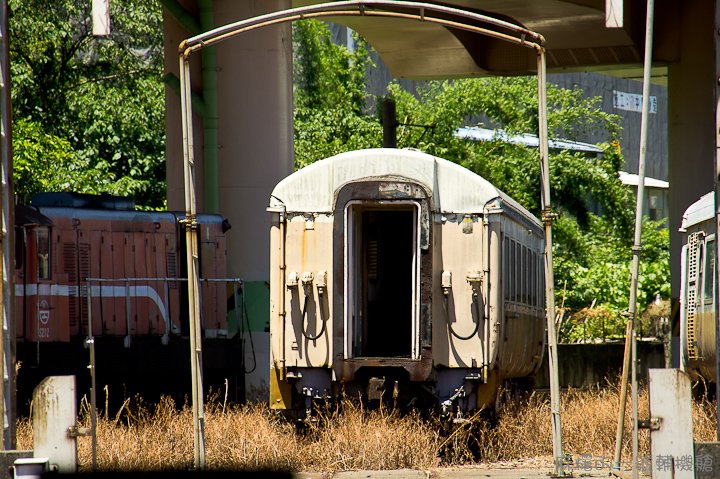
[98,230,117,336]
[19,224,71,342]
[198,218,229,335]
[87,230,104,337]
[164,233,181,335]
[680,209,716,380]
[143,231,163,335]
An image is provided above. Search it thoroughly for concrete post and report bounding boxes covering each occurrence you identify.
[165,0,293,398]
[668,1,715,315]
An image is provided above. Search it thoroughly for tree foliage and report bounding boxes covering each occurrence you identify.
[9,0,165,207]
[293,20,380,168]
[293,20,670,340]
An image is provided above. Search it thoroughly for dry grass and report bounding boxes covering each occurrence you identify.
[14,384,717,473]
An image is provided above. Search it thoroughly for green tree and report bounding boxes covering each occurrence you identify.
[9,0,165,207]
[293,20,380,168]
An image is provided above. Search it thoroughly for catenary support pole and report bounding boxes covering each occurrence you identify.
[612,0,654,476]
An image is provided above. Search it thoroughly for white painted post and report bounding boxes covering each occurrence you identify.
[32,376,77,473]
[649,369,694,479]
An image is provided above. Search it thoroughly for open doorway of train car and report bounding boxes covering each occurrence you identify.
[344,202,420,359]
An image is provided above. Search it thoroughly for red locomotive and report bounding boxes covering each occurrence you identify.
[13,193,242,408]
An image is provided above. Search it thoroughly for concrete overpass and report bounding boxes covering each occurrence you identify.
[162,1,717,392]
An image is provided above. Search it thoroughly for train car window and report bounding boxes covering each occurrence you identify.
[37,226,51,280]
[503,240,510,301]
[539,254,545,307]
[525,246,531,305]
[509,240,516,302]
[517,242,523,303]
[520,246,525,305]
[530,250,536,307]
[704,238,715,305]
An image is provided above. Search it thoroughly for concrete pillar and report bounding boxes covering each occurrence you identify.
[164,0,293,399]
[667,2,715,311]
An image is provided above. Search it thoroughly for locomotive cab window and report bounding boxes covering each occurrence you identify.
[36,226,51,280]
[345,202,420,359]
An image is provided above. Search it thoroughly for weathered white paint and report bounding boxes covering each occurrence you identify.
[269,148,537,222]
[679,191,714,232]
[648,368,694,479]
[32,376,77,473]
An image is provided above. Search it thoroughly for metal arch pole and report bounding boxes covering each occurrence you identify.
[180,1,544,53]
[178,53,206,470]
[0,0,13,450]
[630,1,654,477]
[537,48,564,477]
[612,0,654,476]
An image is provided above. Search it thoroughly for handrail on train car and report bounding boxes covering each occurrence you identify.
[176,3,561,472]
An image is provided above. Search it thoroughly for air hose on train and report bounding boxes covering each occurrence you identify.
[300,282,327,341]
[443,273,482,341]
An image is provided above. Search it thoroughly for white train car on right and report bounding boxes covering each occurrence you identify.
[679,191,716,381]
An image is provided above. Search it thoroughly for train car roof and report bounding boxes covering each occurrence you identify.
[31,207,227,226]
[680,192,714,232]
[15,205,53,227]
[269,148,541,225]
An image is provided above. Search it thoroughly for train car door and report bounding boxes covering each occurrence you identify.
[344,201,420,359]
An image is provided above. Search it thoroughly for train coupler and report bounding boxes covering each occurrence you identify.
[301,386,330,422]
[440,385,466,419]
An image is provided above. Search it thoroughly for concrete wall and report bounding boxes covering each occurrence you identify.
[533,341,666,389]
[164,0,293,398]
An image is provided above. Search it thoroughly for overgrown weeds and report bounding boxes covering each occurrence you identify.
[14,384,717,472]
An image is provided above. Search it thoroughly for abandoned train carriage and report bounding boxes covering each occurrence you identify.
[679,191,716,381]
[268,148,546,416]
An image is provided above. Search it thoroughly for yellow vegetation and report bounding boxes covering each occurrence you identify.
[14,385,717,472]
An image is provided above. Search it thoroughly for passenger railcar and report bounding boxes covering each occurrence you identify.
[679,191,716,381]
[268,148,545,417]
[14,192,241,407]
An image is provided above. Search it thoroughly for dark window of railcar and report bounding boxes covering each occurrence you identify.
[516,241,523,303]
[509,239,516,302]
[520,244,526,304]
[536,251,542,308]
[524,246,531,305]
[503,239,510,301]
[538,253,545,307]
[37,226,50,280]
[530,250,536,307]
[704,238,715,305]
